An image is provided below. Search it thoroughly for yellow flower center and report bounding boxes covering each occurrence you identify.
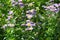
[27,23,31,26]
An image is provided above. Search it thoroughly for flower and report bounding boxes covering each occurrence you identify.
[58,3,60,6]
[8,11,13,15]
[25,27,33,30]
[18,0,24,7]
[26,9,36,19]
[28,2,34,6]
[18,0,22,2]
[26,9,36,15]
[30,9,36,15]
[49,0,54,2]
[19,3,24,7]
[11,0,18,6]
[7,15,13,20]
[2,23,15,29]
[53,3,59,7]
[26,14,33,19]
[2,24,7,29]
[7,23,15,27]
[42,3,60,13]
[21,20,36,27]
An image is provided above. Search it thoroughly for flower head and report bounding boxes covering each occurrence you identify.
[7,15,13,20]
[26,14,33,19]
[18,0,24,8]
[8,11,13,15]
[21,20,36,27]
[11,0,18,6]
[42,3,60,13]
[26,9,36,19]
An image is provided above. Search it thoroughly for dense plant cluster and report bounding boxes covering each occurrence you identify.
[0,0,60,40]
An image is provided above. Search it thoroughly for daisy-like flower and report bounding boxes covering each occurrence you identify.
[11,0,18,6]
[53,3,59,7]
[26,9,36,15]
[30,9,36,15]
[2,24,7,29]
[42,3,60,13]
[18,0,24,8]
[8,11,13,15]
[21,20,36,27]
[26,9,36,19]
[26,14,33,19]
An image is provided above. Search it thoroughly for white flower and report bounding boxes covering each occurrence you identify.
[8,11,13,15]
[2,24,7,29]
[11,0,18,6]
[26,14,33,19]
[7,15,13,20]
[28,3,33,6]
[7,23,15,27]
[53,3,59,7]
[18,0,22,2]
[36,7,40,10]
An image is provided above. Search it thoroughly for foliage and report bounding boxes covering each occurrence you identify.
[0,0,60,40]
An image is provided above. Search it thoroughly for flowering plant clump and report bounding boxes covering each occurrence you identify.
[0,0,60,40]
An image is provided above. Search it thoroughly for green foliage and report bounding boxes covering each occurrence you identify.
[0,0,60,40]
